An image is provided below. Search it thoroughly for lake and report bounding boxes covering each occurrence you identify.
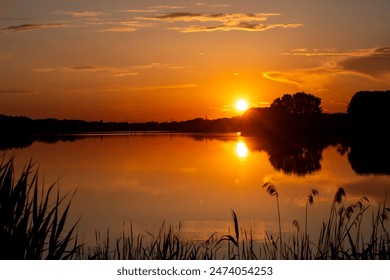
[4,133,390,244]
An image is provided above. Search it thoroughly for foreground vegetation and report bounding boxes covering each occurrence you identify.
[0,156,80,259]
[1,157,389,260]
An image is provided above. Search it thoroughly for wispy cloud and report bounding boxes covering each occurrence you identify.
[99,21,151,32]
[210,4,231,8]
[171,23,302,33]
[195,3,231,8]
[263,65,346,92]
[63,65,109,72]
[113,72,139,77]
[141,12,279,23]
[59,11,105,17]
[282,47,381,57]
[139,12,302,33]
[339,47,390,78]
[132,62,183,70]
[59,63,182,76]
[263,47,390,91]
[33,67,56,73]
[2,10,300,35]
[149,6,186,10]
[121,9,158,13]
[62,65,139,77]
[263,64,378,92]
[2,23,66,32]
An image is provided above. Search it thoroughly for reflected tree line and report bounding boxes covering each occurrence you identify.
[242,91,390,176]
[245,138,325,176]
[346,91,390,175]
[1,90,389,175]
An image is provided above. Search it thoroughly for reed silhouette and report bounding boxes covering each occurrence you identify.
[0,156,80,259]
[1,156,390,259]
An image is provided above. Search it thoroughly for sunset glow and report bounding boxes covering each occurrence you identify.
[236,141,249,158]
[1,0,390,265]
[236,99,249,112]
[0,1,389,122]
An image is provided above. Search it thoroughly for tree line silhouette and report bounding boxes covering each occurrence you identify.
[1,90,389,175]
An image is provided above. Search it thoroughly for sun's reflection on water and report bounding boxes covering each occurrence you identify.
[236,141,249,158]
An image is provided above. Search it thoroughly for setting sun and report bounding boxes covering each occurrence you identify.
[236,99,249,112]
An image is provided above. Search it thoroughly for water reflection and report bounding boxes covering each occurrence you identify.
[268,147,322,176]
[4,133,390,243]
[236,141,249,158]
[246,138,324,176]
[2,132,390,176]
[347,139,390,175]
[0,134,85,151]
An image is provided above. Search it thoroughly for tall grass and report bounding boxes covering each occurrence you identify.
[1,156,389,259]
[259,183,390,260]
[0,156,80,259]
[262,182,282,259]
[76,222,223,260]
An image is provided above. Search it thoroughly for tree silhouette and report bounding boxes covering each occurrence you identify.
[270,92,322,114]
[347,90,390,127]
[346,91,390,174]
[267,147,322,176]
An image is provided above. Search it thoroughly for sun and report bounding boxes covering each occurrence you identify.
[236,99,248,112]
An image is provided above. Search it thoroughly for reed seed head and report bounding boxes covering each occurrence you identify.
[262,182,278,198]
[333,187,346,204]
[307,188,319,205]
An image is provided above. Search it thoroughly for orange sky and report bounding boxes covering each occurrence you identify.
[1,0,389,122]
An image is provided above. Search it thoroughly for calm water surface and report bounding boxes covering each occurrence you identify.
[6,133,390,242]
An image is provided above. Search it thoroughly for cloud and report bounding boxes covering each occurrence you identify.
[141,12,279,23]
[339,47,390,79]
[63,65,138,77]
[210,4,231,8]
[64,65,108,72]
[121,9,158,13]
[171,22,302,33]
[61,63,182,76]
[138,12,302,33]
[282,47,382,57]
[263,66,344,91]
[113,72,139,77]
[263,64,377,92]
[371,47,390,57]
[195,3,231,7]
[149,6,186,10]
[132,62,183,70]
[100,26,138,32]
[33,67,56,73]
[60,11,105,17]
[62,66,131,77]
[2,23,65,32]
[99,21,150,32]
[263,47,390,91]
